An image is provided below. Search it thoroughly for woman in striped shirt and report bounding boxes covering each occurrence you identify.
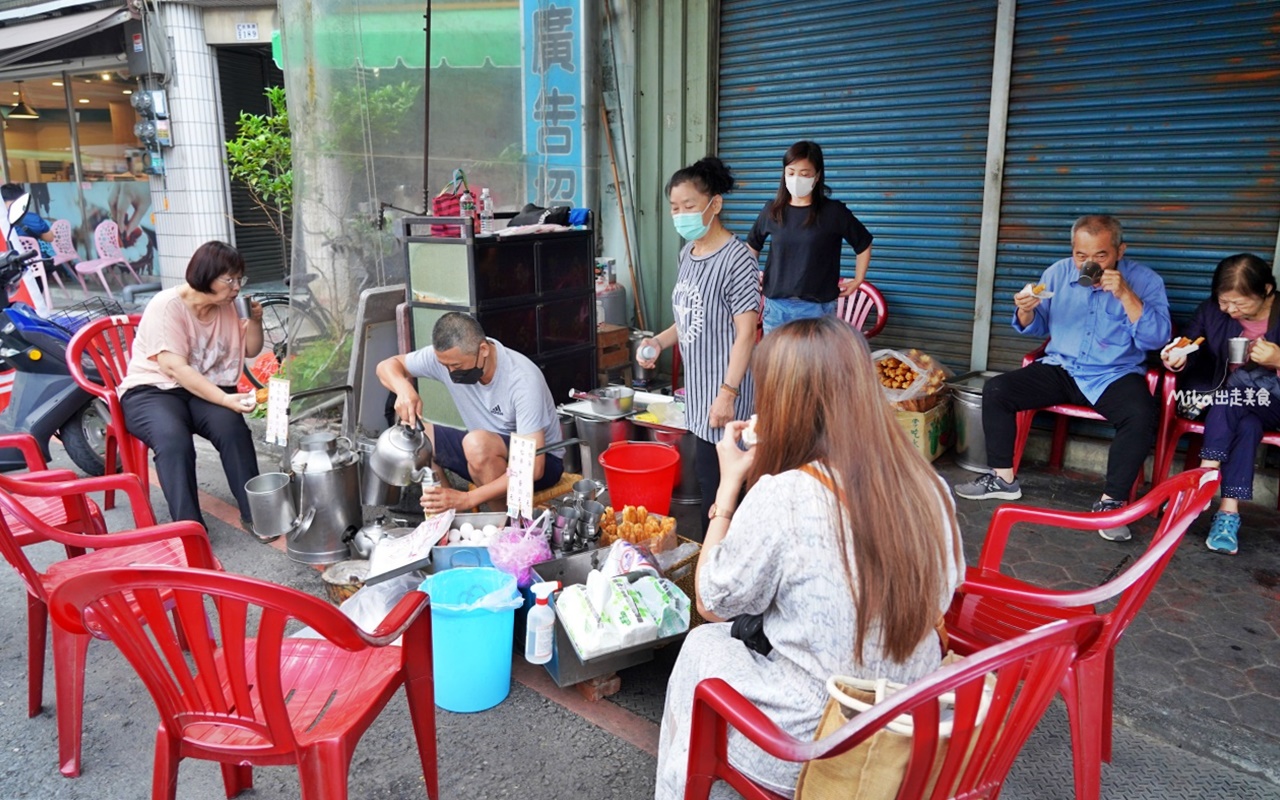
[638,157,759,533]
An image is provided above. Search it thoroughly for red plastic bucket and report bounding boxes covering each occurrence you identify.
[598,442,681,515]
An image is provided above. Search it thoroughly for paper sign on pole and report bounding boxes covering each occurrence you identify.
[264,376,290,446]
[506,433,537,521]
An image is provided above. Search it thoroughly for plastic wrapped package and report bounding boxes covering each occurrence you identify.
[600,540,662,579]
[631,575,691,637]
[556,584,622,660]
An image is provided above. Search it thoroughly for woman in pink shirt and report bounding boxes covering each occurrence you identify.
[118,241,264,529]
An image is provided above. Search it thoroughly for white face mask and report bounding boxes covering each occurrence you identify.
[786,174,816,199]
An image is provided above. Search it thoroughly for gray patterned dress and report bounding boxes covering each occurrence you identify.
[654,466,962,799]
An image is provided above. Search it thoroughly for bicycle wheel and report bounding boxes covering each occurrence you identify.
[242,296,331,388]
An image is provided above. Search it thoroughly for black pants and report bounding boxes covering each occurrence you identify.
[693,436,721,540]
[121,385,260,526]
[983,362,1157,499]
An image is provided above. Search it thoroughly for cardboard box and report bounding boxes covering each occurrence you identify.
[895,396,954,462]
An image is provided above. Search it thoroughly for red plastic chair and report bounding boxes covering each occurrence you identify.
[0,432,107,545]
[49,566,440,800]
[66,314,144,510]
[836,280,888,339]
[684,616,1102,800]
[1012,341,1163,501]
[0,471,217,777]
[944,467,1220,800]
[75,220,142,301]
[1154,371,1280,508]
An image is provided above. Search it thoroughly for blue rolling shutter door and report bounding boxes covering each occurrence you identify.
[717,0,996,370]
[990,0,1280,370]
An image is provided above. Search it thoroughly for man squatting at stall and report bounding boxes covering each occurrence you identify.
[954,215,1171,542]
[376,311,566,513]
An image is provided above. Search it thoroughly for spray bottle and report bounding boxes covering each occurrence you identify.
[524,581,561,665]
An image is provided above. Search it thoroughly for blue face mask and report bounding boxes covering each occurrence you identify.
[672,201,713,241]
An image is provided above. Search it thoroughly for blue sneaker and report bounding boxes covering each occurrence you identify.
[1206,511,1240,555]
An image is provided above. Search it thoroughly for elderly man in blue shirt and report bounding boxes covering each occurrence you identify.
[956,215,1171,542]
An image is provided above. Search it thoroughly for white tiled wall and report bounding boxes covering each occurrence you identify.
[149,3,233,285]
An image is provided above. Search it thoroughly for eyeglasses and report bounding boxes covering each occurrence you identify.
[1218,296,1258,311]
[218,276,248,288]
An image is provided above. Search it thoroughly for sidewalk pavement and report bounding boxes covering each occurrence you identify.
[0,430,1277,798]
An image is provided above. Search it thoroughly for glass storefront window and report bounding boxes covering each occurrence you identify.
[70,71,145,180]
[1,72,144,183]
[0,70,156,276]
[1,77,75,182]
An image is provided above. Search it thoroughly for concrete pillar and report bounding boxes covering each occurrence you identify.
[149,2,232,284]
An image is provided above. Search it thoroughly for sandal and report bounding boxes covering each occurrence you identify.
[1205,511,1240,555]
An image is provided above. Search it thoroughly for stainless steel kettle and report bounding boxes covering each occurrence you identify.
[348,515,392,560]
[369,419,435,487]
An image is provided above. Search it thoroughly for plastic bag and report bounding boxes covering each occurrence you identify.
[871,348,953,409]
[292,571,423,646]
[601,540,662,579]
[489,527,553,588]
[420,568,524,613]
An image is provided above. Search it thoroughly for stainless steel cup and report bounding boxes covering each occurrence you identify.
[553,506,580,550]
[245,472,296,540]
[234,296,251,319]
[580,500,606,541]
[1228,337,1250,365]
[572,478,602,509]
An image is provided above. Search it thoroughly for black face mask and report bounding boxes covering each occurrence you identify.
[448,349,486,384]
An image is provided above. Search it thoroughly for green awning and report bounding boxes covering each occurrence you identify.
[272,7,519,70]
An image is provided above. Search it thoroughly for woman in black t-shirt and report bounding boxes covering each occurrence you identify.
[746,141,874,334]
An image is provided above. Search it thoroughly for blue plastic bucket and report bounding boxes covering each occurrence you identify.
[420,567,522,713]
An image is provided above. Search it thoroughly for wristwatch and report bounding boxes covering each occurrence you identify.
[709,503,733,522]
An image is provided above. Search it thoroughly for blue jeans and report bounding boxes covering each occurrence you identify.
[761,297,838,334]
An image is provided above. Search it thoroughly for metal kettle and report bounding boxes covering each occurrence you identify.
[369,419,435,487]
[347,515,392,560]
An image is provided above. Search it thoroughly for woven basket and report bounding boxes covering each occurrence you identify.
[667,536,704,629]
[320,560,369,605]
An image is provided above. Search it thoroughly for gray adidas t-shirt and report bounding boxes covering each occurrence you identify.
[404,338,564,458]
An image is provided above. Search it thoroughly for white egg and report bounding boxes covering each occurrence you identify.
[459,523,475,535]
[447,529,462,544]
[482,524,498,537]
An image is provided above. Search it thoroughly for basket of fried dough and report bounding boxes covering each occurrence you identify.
[600,504,678,553]
[872,348,952,412]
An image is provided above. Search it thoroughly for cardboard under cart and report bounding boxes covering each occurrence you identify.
[533,548,687,688]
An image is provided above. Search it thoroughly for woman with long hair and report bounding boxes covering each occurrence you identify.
[637,157,759,532]
[747,140,874,334]
[1162,253,1280,554]
[654,316,963,798]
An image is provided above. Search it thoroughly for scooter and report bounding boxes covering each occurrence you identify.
[0,247,112,475]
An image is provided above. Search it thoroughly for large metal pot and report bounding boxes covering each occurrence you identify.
[569,386,634,417]
[288,433,362,564]
[369,420,435,487]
